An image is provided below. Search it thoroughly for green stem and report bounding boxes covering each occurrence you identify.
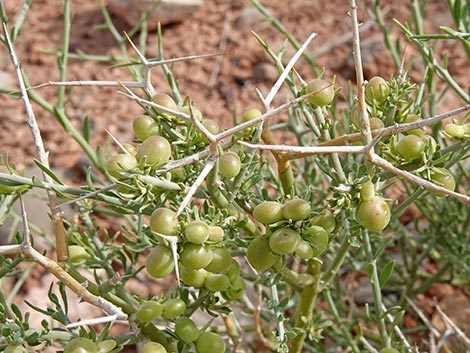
[206,163,258,236]
[411,0,424,36]
[324,289,361,352]
[288,260,321,353]
[0,172,148,214]
[313,106,346,182]
[280,266,315,291]
[395,20,470,103]
[23,87,105,174]
[57,0,71,110]
[369,0,401,68]
[249,0,319,75]
[362,229,390,346]
[65,264,135,314]
[322,213,351,284]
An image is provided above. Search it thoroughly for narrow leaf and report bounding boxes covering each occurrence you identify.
[83,116,90,143]
[33,160,64,185]
[379,260,396,288]
[364,263,374,279]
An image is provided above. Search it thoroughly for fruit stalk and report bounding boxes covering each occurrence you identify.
[288,260,321,353]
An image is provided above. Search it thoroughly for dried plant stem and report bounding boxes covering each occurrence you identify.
[433,299,470,348]
[208,10,231,88]
[264,32,317,107]
[0,194,128,324]
[319,104,470,147]
[367,152,470,204]
[350,0,373,148]
[3,22,68,262]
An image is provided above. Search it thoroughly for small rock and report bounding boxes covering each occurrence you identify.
[235,7,264,31]
[252,62,278,83]
[353,277,374,305]
[108,0,203,30]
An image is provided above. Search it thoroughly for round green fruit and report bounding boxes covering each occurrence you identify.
[204,273,231,292]
[150,208,179,236]
[195,333,225,353]
[145,245,175,279]
[133,115,159,141]
[64,338,99,353]
[179,244,213,270]
[403,114,425,136]
[162,298,186,319]
[204,247,232,273]
[302,226,329,257]
[282,199,311,221]
[136,136,172,167]
[180,105,203,121]
[106,154,138,179]
[311,212,336,234]
[269,227,300,255]
[246,236,279,271]
[202,118,220,135]
[295,239,314,259]
[365,76,389,103]
[184,220,209,244]
[253,201,284,224]
[241,108,262,123]
[208,225,224,242]
[136,301,163,322]
[395,135,425,161]
[430,168,456,197]
[219,152,241,178]
[180,266,208,288]
[357,196,391,232]
[175,317,200,343]
[306,78,335,106]
[152,93,178,116]
[139,342,167,353]
[97,340,116,353]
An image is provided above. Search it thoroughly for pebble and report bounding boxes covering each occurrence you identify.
[234,7,265,31]
[108,0,204,30]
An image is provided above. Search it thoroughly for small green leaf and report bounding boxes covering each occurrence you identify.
[379,260,395,288]
[33,160,64,185]
[83,116,91,143]
[364,263,373,279]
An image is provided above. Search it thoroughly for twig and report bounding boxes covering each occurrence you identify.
[318,105,470,147]
[382,303,414,351]
[31,80,145,90]
[239,141,365,156]
[264,32,317,107]
[350,0,372,146]
[3,22,68,262]
[175,153,217,217]
[434,298,470,348]
[117,83,190,121]
[406,298,441,337]
[367,153,470,204]
[208,10,231,88]
[310,17,377,57]
[0,193,128,324]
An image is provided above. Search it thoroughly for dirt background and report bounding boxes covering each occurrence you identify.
[0,0,469,351]
[1,0,466,171]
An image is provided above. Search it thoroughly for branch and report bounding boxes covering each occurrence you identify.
[3,22,68,262]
